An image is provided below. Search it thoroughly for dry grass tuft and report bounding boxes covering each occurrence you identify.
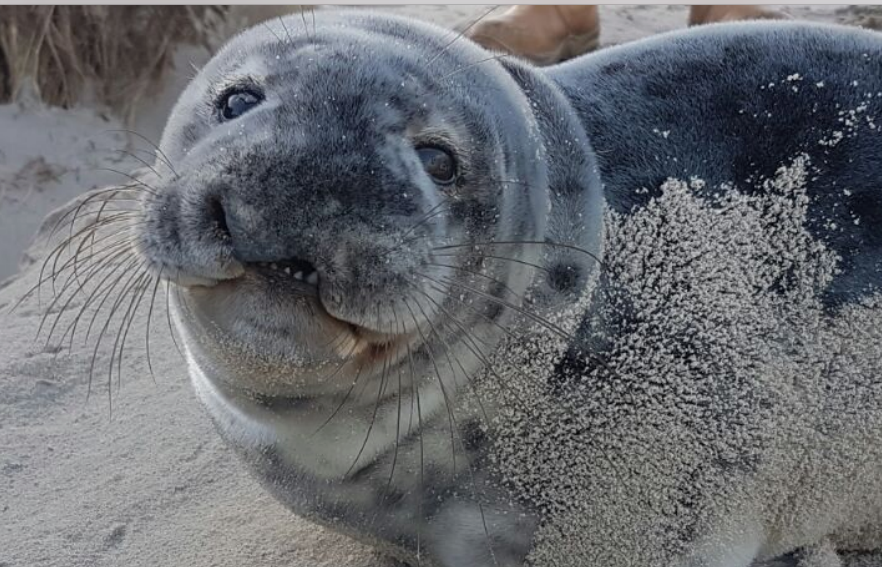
[0,6,229,123]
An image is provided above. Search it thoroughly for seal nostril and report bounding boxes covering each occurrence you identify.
[207,196,231,241]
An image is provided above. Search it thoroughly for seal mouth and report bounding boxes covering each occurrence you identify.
[241,259,415,349]
[179,258,419,381]
[249,258,319,287]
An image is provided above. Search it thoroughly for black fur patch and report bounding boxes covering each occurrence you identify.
[461,419,488,453]
[484,301,504,322]
[547,263,581,293]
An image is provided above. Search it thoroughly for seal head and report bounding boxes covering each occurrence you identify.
[137,12,554,400]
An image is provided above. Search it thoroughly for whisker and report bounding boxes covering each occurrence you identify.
[59,218,141,293]
[144,269,163,383]
[299,8,312,42]
[406,285,491,424]
[109,273,150,392]
[51,213,137,295]
[406,295,500,567]
[94,168,160,196]
[424,278,515,346]
[344,351,391,477]
[403,332,425,567]
[398,198,449,242]
[65,223,140,285]
[310,356,364,438]
[376,304,406,511]
[425,5,500,67]
[278,15,293,44]
[440,53,510,82]
[419,271,575,342]
[427,261,527,304]
[40,243,135,348]
[165,280,185,359]
[36,229,134,333]
[126,147,177,175]
[53,241,142,351]
[83,258,142,346]
[434,239,606,268]
[37,208,134,298]
[402,298,457,473]
[415,278,554,417]
[83,258,142,403]
[433,251,553,276]
[103,129,178,177]
[104,148,164,180]
[14,224,130,314]
[45,184,142,240]
[263,20,285,44]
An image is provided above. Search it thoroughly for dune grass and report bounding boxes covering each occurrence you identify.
[0,6,229,122]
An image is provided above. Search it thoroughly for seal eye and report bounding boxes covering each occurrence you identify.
[416,147,457,185]
[219,89,263,120]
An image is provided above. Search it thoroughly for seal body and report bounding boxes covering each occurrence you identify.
[137,11,882,567]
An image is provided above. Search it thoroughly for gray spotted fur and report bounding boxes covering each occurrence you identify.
[136,10,882,567]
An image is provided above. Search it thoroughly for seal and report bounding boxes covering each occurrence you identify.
[131,10,882,567]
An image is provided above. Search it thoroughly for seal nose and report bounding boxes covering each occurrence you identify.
[209,194,321,284]
[137,182,246,286]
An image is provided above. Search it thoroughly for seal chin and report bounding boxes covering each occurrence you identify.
[172,266,422,398]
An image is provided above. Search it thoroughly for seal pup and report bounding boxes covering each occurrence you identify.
[127,10,882,567]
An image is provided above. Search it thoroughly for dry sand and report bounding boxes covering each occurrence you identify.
[1,5,880,567]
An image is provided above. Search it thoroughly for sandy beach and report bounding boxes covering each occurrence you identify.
[2,5,880,567]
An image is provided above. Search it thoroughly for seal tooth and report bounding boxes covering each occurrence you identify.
[284,266,291,275]
[305,271,319,286]
[271,263,278,271]
[293,271,304,280]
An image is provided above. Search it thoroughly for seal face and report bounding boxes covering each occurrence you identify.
[138,11,552,402]
[133,9,882,567]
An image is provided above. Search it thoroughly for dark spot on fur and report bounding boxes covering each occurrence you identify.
[349,459,379,483]
[670,467,703,550]
[601,61,626,76]
[548,346,592,397]
[488,281,508,301]
[419,465,458,519]
[461,419,487,453]
[452,199,496,230]
[250,392,311,411]
[484,301,504,321]
[181,123,201,148]
[547,263,581,293]
[712,453,760,475]
[377,486,407,508]
[103,524,127,549]
[446,199,471,224]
